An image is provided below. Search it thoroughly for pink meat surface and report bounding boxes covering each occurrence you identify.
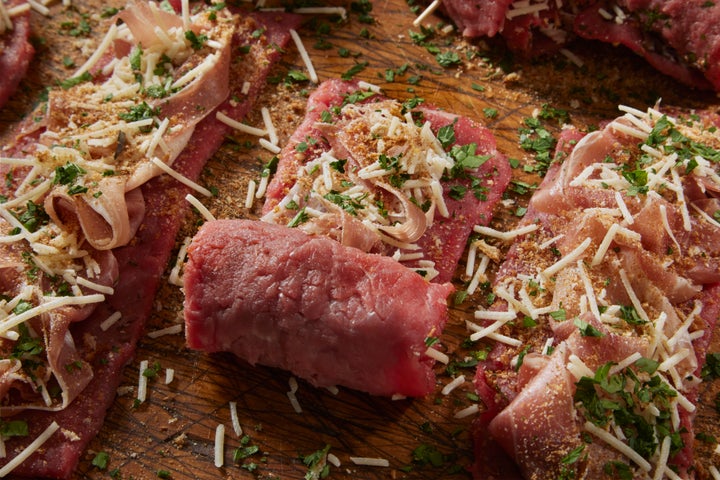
[435,0,720,91]
[184,219,454,397]
[573,0,718,90]
[0,0,34,109]
[438,0,513,38]
[470,110,720,478]
[0,11,302,479]
[263,78,511,284]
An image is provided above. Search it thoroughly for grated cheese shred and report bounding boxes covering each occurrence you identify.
[0,422,60,477]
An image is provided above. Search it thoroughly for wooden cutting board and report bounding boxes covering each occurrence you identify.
[2,0,720,478]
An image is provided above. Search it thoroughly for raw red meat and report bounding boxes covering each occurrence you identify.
[434,0,720,91]
[0,0,34,109]
[470,107,720,478]
[263,78,511,284]
[0,10,302,479]
[184,219,454,397]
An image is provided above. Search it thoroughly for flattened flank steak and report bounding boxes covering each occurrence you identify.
[0,1,301,477]
[262,78,511,284]
[0,0,33,109]
[426,0,720,92]
[469,105,720,479]
[183,79,511,396]
[184,219,455,397]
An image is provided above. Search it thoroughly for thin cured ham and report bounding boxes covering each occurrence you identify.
[0,1,302,477]
[470,105,720,478]
[262,78,511,284]
[38,0,235,250]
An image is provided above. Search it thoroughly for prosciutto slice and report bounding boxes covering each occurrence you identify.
[44,177,146,251]
[263,78,511,284]
[470,106,720,478]
[38,0,234,251]
[0,6,302,478]
[184,219,454,397]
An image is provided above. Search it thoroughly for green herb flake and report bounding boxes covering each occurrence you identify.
[184,30,208,50]
[59,71,93,89]
[288,207,309,228]
[92,451,110,470]
[573,317,605,337]
[0,419,29,438]
[603,461,632,480]
[341,61,369,80]
[435,51,461,68]
[233,445,260,461]
[14,200,50,233]
[619,305,646,325]
[301,444,331,480]
[437,121,456,149]
[702,352,720,379]
[342,89,376,105]
[323,191,366,216]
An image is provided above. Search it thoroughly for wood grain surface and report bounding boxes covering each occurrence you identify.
[2,0,720,478]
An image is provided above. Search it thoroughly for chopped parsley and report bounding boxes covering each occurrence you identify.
[0,419,29,438]
[702,352,720,379]
[323,191,366,215]
[53,162,87,193]
[518,116,558,176]
[342,89,376,106]
[288,207,309,227]
[300,444,331,480]
[435,51,461,68]
[448,143,490,174]
[436,121,457,149]
[573,317,604,337]
[118,101,160,124]
[574,361,683,462]
[341,61,368,80]
[59,71,93,90]
[91,451,110,470]
[184,30,208,50]
[13,200,49,233]
[644,114,720,163]
[603,460,633,480]
[621,167,649,196]
[619,305,646,325]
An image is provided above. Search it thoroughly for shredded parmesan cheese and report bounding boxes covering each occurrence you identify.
[412,0,440,26]
[151,157,213,197]
[349,457,390,467]
[290,29,318,83]
[185,194,216,222]
[441,375,465,395]
[137,360,149,404]
[541,237,591,279]
[147,324,183,339]
[229,401,242,437]
[99,311,123,331]
[473,223,539,241]
[584,421,651,472]
[454,404,480,419]
[425,347,449,364]
[0,422,60,477]
[214,424,225,468]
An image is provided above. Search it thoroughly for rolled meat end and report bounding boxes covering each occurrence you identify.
[183,219,454,397]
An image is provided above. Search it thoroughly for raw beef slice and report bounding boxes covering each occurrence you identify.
[183,219,454,397]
